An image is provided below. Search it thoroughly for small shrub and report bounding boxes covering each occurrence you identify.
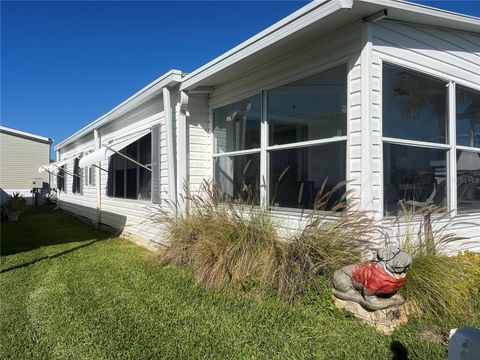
[7,192,27,214]
[454,251,480,296]
[389,206,477,319]
[400,252,473,318]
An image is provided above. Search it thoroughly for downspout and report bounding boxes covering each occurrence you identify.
[163,87,177,203]
[94,129,101,226]
[55,150,60,209]
[176,91,189,209]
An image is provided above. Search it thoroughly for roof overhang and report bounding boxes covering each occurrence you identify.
[0,125,52,144]
[55,69,183,150]
[180,0,480,92]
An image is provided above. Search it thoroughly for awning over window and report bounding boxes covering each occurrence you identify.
[79,129,150,168]
[38,158,71,174]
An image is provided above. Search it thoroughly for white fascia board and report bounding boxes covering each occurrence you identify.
[55,69,183,150]
[0,125,52,143]
[180,0,352,91]
[359,0,480,30]
[181,0,480,91]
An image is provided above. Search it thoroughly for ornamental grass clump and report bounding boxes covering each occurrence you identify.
[387,206,478,319]
[158,181,385,301]
[273,182,379,301]
[188,208,279,289]
[158,182,282,290]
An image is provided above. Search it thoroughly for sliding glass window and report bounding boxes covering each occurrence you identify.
[267,65,347,209]
[213,64,348,210]
[382,63,480,215]
[213,95,261,203]
[382,64,448,215]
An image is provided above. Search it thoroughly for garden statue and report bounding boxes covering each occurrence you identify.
[332,247,412,311]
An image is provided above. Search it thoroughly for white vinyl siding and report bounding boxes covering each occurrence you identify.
[0,132,51,189]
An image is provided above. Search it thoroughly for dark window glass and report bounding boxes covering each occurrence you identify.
[139,134,152,200]
[125,142,138,199]
[457,150,480,212]
[383,143,447,215]
[72,158,81,194]
[88,166,95,186]
[383,64,447,144]
[57,166,65,192]
[269,142,346,210]
[268,65,347,146]
[213,94,261,153]
[456,86,480,148]
[114,156,125,198]
[109,133,151,200]
[214,153,260,204]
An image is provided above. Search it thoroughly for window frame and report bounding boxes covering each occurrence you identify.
[380,60,480,217]
[109,134,153,202]
[211,61,350,211]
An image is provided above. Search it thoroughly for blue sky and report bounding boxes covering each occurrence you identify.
[2,1,479,157]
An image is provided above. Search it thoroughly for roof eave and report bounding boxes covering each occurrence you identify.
[180,0,480,92]
[0,126,52,144]
[55,69,184,150]
[180,0,351,91]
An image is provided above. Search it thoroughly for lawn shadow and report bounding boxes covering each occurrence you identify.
[0,239,101,274]
[1,205,116,256]
[391,340,409,360]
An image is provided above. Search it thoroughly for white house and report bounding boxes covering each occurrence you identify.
[51,0,480,251]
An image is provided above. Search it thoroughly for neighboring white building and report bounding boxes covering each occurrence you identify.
[52,0,480,251]
[0,126,52,204]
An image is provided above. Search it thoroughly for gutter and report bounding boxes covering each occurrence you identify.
[55,69,183,150]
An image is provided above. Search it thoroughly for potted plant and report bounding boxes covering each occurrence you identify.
[6,192,26,221]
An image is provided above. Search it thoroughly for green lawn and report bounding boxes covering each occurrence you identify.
[0,207,472,359]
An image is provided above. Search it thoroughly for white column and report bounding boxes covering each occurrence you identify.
[448,82,457,216]
[260,90,269,208]
[163,86,176,203]
[360,21,374,212]
[94,129,102,225]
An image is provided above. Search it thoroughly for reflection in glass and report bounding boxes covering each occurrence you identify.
[456,86,480,148]
[114,155,125,198]
[268,65,347,146]
[213,95,261,153]
[139,134,152,200]
[214,153,260,204]
[125,142,138,199]
[109,133,151,200]
[383,64,447,144]
[269,142,346,210]
[383,143,447,215]
[457,150,480,212]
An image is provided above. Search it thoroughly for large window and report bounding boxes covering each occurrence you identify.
[213,94,261,154]
[57,165,65,192]
[213,153,260,203]
[456,86,480,212]
[383,144,447,214]
[213,64,347,210]
[382,63,480,215]
[72,158,81,194]
[107,133,152,200]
